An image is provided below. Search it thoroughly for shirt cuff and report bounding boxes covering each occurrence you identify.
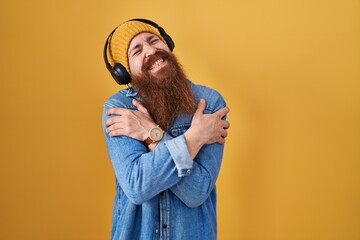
[164,134,193,177]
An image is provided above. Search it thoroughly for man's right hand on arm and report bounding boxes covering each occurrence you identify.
[105,99,157,141]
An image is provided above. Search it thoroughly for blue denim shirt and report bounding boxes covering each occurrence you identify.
[102,81,226,240]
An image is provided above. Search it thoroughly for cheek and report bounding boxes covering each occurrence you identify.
[155,41,171,52]
[129,59,142,75]
[159,45,171,53]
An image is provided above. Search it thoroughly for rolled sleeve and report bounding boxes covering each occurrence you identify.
[164,134,193,177]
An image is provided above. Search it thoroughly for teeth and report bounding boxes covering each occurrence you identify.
[150,59,163,70]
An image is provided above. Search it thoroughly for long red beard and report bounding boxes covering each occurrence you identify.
[131,50,197,130]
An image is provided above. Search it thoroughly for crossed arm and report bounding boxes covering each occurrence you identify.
[103,98,230,206]
[105,99,230,155]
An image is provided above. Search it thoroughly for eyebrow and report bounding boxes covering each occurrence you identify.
[128,35,158,56]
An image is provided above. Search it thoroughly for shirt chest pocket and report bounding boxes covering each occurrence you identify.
[168,124,191,137]
[167,108,213,137]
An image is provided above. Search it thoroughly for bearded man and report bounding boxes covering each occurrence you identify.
[102,19,230,240]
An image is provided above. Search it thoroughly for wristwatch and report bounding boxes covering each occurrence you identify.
[144,125,164,145]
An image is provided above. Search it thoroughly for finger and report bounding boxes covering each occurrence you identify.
[221,129,228,138]
[107,122,131,136]
[106,122,123,133]
[106,108,128,116]
[132,99,149,114]
[222,120,230,129]
[214,106,230,118]
[108,129,124,137]
[195,99,206,116]
[216,136,225,145]
[105,116,123,127]
[105,117,115,127]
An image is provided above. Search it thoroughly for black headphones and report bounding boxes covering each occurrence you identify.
[103,18,175,85]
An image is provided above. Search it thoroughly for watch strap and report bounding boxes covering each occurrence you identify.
[145,136,155,146]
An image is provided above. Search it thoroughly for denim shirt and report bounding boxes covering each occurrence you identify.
[102,81,227,240]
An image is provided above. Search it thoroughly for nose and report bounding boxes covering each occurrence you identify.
[144,43,157,58]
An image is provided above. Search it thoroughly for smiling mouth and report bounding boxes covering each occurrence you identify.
[149,58,164,70]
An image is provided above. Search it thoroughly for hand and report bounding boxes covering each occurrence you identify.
[191,99,230,144]
[105,99,156,141]
[184,99,230,159]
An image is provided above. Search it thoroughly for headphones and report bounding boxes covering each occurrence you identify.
[103,18,175,85]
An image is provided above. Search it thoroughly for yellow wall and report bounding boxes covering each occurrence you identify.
[1,0,359,239]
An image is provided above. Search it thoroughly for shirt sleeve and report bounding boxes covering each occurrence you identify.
[169,87,227,208]
[169,142,224,208]
[164,134,193,177]
[102,105,181,205]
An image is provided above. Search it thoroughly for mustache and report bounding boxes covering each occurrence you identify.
[142,50,170,71]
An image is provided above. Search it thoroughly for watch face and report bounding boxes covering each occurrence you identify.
[149,127,163,141]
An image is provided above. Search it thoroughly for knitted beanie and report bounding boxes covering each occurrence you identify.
[108,20,167,73]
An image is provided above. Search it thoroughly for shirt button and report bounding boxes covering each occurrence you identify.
[162,224,168,228]
[186,169,191,175]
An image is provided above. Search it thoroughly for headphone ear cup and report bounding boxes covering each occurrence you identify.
[112,63,132,85]
[156,26,175,51]
[162,34,175,51]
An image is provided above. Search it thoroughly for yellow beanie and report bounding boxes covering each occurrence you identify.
[108,20,167,73]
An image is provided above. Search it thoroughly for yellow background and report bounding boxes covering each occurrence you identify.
[1,0,359,239]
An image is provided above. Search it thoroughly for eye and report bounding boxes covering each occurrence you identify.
[150,38,160,44]
[131,48,142,57]
[133,50,141,56]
